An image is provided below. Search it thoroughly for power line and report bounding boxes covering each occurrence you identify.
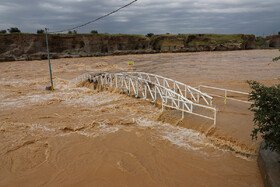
[44,0,137,90]
[50,0,137,33]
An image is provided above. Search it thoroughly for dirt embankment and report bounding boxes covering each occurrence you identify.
[2,33,277,62]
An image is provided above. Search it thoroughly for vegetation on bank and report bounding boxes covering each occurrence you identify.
[0,27,279,62]
[0,27,279,49]
[0,27,21,34]
[0,27,277,40]
[248,81,280,152]
[248,50,280,152]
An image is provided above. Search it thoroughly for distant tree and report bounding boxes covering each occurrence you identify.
[8,27,21,33]
[37,29,44,34]
[248,81,280,152]
[0,30,7,34]
[91,30,98,34]
[68,30,77,34]
[146,33,154,37]
[166,33,170,35]
[278,31,280,35]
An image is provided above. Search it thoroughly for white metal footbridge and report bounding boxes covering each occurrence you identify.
[74,72,218,125]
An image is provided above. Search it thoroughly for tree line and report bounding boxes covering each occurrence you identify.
[0,27,99,34]
[0,27,158,37]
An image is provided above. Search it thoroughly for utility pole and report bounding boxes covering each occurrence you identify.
[45,28,54,91]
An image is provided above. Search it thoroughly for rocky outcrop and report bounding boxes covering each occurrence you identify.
[266,35,280,48]
[0,33,269,62]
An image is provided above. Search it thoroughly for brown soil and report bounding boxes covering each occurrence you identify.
[1,49,279,186]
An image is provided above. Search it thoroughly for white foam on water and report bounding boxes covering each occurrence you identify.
[0,93,55,110]
[0,78,47,86]
[30,123,56,133]
[98,122,120,134]
[135,118,213,152]
[69,123,121,138]
[0,82,122,110]
[135,118,156,127]
[63,92,122,107]
[135,118,255,160]
[161,125,207,151]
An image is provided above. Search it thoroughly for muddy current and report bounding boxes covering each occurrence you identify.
[1,50,280,186]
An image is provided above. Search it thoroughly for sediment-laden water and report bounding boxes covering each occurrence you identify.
[1,50,279,186]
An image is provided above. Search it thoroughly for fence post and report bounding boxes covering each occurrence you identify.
[224,90,227,104]
[214,109,217,126]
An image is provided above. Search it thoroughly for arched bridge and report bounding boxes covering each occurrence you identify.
[74,72,217,125]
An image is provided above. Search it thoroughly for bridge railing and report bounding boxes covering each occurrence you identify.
[71,72,217,126]
[198,85,252,104]
[125,72,213,106]
[97,72,217,125]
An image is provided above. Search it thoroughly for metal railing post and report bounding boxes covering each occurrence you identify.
[214,109,217,126]
[45,28,54,91]
[224,90,227,104]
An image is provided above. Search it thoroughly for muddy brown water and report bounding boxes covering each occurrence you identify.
[1,49,280,186]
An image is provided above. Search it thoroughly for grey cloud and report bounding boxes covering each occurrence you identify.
[0,0,279,35]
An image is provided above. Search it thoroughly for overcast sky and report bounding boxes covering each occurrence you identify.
[0,0,279,35]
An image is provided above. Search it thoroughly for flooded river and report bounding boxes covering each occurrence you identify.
[1,49,279,186]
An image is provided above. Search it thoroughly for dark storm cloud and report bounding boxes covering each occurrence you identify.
[0,0,279,35]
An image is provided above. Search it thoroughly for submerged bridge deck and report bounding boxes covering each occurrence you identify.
[75,72,217,125]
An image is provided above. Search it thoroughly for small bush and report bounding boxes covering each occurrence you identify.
[0,30,7,34]
[248,81,280,152]
[146,33,154,37]
[255,36,266,48]
[37,29,44,34]
[8,27,21,33]
[68,30,77,34]
[91,30,98,34]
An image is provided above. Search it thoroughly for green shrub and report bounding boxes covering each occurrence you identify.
[8,27,21,33]
[91,30,98,34]
[0,30,7,34]
[68,30,77,34]
[146,33,154,37]
[255,36,266,48]
[248,81,280,152]
[37,29,44,34]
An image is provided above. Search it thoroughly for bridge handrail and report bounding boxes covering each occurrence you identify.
[113,72,194,105]
[125,72,213,103]
[72,72,217,125]
[198,85,252,104]
[112,73,217,124]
